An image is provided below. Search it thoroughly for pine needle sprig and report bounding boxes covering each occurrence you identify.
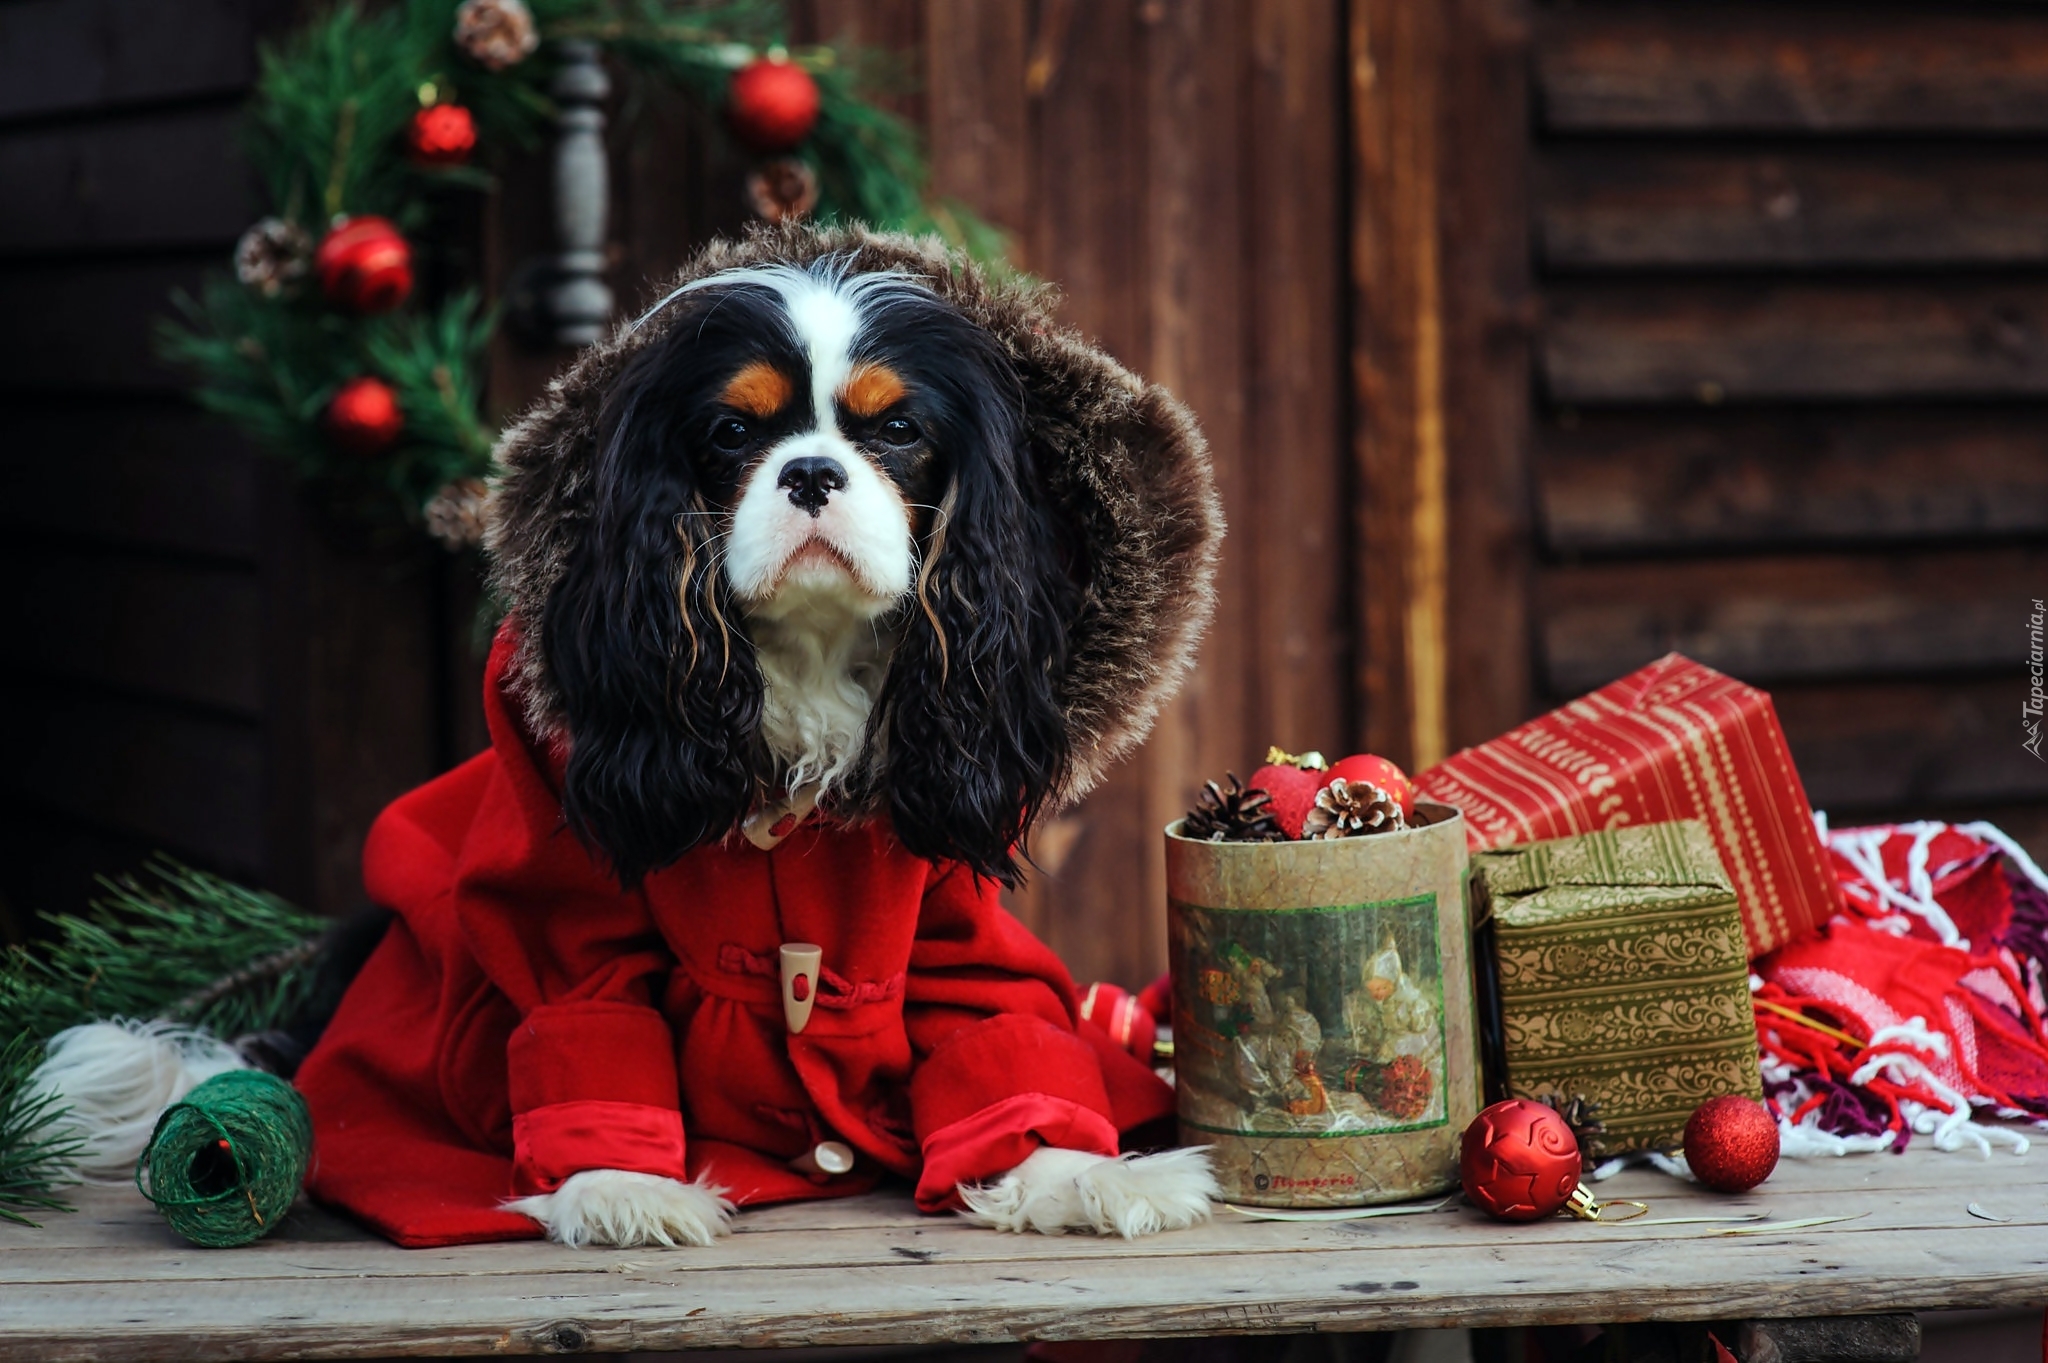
[0,1034,82,1227]
[0,860,326,1046]
[363,289,500,512]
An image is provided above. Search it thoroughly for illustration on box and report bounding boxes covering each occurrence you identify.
[1171,896,1447,1137]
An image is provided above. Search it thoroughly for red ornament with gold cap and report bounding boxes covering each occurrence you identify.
[325,376,404,455]
[728,53,821,152]
[314,215,413,314]
[1248,747,1327,839]
[1459,1098,1646,1223]
[407,103,478,167]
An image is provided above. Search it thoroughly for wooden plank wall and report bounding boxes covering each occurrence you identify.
[1528,2,2048,858]
[0,0,468,933]
[14,0,2044,987]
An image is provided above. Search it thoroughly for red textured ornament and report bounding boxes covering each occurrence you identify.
[407,104,478,167]
[1328,753,1415,816]
[1249,761,1323,839]
[1684,1095,1780,1193]
[728,56,821,152]
[326,376,404,454]
[1460,1098,1583,1221]
[315,216,413,314]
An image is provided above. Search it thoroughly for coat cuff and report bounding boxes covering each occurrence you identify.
[913,1091,1118,1211]
[506,1001,685,1193]
[512,1100,688,1195]
[909,1012,1118,1211]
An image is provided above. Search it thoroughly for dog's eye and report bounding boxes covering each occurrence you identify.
[709,417,752,452]
[878,417,922,448]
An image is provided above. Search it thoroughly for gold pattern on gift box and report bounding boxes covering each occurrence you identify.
[1475,819,1764,1157]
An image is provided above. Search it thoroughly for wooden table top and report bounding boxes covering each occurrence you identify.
[4,1145,2045,1362]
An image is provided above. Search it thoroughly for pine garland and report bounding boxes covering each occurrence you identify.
[159,0,1000,546]
[0,861,326,1224]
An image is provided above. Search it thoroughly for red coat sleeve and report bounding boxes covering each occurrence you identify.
[447,631,686,1196]
[902,863,1119,1209]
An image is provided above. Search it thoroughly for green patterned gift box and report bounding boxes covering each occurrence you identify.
[1473,819,1762,1155]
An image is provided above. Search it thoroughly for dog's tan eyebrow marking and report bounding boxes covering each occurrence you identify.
[840,362,908,419]
[720,361,795,418]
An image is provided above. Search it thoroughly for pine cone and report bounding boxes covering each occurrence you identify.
[424,477,489,550]
[453,0,539,71]
[747,158,821,223]
[234,217,311,298]
[1302,778,1406,839]
[1183,773,1284,843]
[1538,1092,1606,1165]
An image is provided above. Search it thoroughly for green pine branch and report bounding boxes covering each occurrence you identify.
[0,1034,81,1227]
[0,861,327,1046]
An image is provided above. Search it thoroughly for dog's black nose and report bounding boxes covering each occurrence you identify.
[776,455,848,516]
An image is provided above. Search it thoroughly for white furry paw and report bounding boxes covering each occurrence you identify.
[505,1169,734,1248]
[958,1145,1217,1238]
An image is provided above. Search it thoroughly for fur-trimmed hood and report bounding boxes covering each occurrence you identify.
[485,222,1222,805]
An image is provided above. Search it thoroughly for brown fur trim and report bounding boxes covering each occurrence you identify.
[484,223,1223,805]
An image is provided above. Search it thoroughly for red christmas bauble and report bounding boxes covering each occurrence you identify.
[315,216,413,314]
[1077,981,1158,1064]
[728,57,821,152]
[1249,762,1323,839]
[1460,1098,1582,1221]
[407,103,478,167]
[326,376,404,454]
[1684,1095,1780,1193]
[1328,753,1415,816]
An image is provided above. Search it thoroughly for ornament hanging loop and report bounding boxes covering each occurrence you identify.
[1565,1186,1649,1223]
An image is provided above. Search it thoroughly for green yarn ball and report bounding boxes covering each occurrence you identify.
[136,1069,312,1247]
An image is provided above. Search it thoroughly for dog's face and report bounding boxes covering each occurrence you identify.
[541,259,1079,887]
[679,271,951,622]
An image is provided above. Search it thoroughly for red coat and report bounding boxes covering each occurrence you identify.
[295,632,1174,1247]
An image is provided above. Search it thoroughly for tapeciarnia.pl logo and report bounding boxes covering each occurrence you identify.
[2028,597,2046,761]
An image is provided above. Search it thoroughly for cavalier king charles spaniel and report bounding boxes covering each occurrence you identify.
[502,249,1222,1247]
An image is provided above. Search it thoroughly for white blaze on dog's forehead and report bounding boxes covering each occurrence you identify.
[640,259,931,423]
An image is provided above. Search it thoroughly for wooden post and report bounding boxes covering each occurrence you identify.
[544,39,613,345]
[1351,0,1451,772]
[1351,0,1536,769]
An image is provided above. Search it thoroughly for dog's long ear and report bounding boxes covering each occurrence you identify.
[875,336,1075,886]
[541,333,762,886]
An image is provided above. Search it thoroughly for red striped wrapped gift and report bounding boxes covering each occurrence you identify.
[1416,653,1837,958]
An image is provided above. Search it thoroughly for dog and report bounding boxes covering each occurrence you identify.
[277,226,1227,1250]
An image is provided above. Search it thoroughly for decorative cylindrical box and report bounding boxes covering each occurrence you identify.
[1165,803,1482,1207]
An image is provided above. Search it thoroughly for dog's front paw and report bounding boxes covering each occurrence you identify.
[506,1169,733,1248]
[959,1145,1217,1238]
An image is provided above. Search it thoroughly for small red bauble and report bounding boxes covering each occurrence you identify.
[1460,1098,1582,1221]
[315,216,413,314]
[1249,761,1323,839]
[1684,1095,1779,1193]
[407,103,478,167]
[728,56,821,152]
[1328,753,1415,816]
[326,376,404,454]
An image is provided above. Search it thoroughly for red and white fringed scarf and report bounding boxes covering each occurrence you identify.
[1755,819,2048,1158]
